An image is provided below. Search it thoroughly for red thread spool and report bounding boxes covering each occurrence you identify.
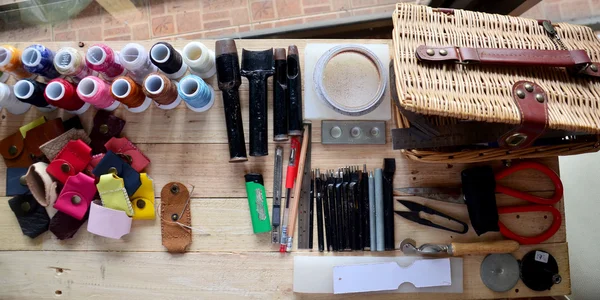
[86,44,125,80]
[45,78,90,114]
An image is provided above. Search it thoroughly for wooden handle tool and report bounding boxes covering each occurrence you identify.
[449,240,520,256]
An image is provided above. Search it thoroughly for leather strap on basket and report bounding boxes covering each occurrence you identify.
[416,45,600,77]
[161,182,191,253]
[498,81,548,149]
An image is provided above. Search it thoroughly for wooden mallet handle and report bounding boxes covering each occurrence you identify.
[450,240,519,256]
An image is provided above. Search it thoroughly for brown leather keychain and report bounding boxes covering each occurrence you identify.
[160,182,192,253]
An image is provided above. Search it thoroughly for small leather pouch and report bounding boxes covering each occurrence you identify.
[92,151,141,196]
[49,210,88,240]
[24,162,58,212]
[47,140,92,184]
[0,132,29,168]
[87,200,132,239]
[40,128,91,161]
[6,167,29,196]
[104,137,150,172]
[8,194,50,238]
[161,182,192,253]
[54,173,96,220]
[97,173,134,217]
[131,173,155,220]
[62,116,84,131]
[19,116,46,138]
[89,110,126,154]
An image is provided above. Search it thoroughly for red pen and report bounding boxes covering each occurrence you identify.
[279,137,301,252]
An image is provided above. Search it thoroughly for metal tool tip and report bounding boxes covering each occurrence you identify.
[215,39,237,56]
[288,45,298,56]
[274,48,286,60]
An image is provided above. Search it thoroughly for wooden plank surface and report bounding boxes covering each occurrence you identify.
[0,40,569,299]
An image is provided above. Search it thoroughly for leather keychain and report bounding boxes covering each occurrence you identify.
[92,151,141,196]
[54,173,97,220]
[23,118,65,160]
[89,110,126,154]
[87,200,132,239]
[49,210,89,240]
[0,118,64,167]
[97,173,134,217]
[47,140,92,184]
[131,173,155,220]
[104,137,150,172]
[39,128,91,161]
[8,194,50,238]
[19,116,46,138]
[24,162,58,215]
[161,182,192,253]
[86,153,105,176]
[6,167,29,196]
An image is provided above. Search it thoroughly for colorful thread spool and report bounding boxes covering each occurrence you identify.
[86,44,126,81]
[142,72,182,110]
[150,42,187,80]
[111,76,152,113]
[0,45,34,79]
[0,82,31,115]
[44,78,90,115]
[182,41,216,79]
[21,44,61,79]
[119,43,157,84]
[177,74,214,112]
[54,47,93,80]
[76,76,120,111]
[13,79,55,112]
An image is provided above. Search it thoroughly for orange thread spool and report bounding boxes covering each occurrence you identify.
[111,76,146,109]
[0,45,34,79]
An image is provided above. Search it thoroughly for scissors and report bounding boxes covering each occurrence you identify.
[396,161,563,245]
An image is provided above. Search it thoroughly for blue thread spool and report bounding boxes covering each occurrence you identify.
[177,74,214,112]
[21,44,60,79]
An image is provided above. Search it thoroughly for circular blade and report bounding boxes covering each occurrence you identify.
[480,254,520,292]
[400,238,417,254]
[520,250,560,291]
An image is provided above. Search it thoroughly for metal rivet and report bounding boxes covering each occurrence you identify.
[71,195,81,205]
[505,133,528,147]
[524,83,534,92]
[370,127,380,137]
[516,90,525,99]
[330,126,342,139]
[61,163,70,173]
[553,274,562,284]
[535,94,545,103]
[439,49,448,56]
[591,65,598,72]
[170,184,180,194]
[107,167,117,174]
[171,213,179,221]
[426,49,435,56]
[8,145,17,156]
[136,200,146,209]
[350,127,362,138]
[21,202,31,213]
[99,124,109,135]
[19,175,27,186]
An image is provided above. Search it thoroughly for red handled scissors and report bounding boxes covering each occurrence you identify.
[396,161,563,244]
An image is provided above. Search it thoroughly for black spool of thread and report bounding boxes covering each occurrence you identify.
[14,79,48,107]
[150,42,184,75]
[287,45,303,136]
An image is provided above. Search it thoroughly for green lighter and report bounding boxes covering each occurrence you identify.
[244,173,271,234]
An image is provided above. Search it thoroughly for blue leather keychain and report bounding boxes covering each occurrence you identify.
[92,151,141,196]
[6,168,29,196]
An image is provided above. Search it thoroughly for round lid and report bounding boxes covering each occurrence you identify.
[520,250,561,291]
[480,254,520,292]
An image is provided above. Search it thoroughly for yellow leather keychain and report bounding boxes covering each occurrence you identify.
[130,173,155,220]
[97,173,134,217]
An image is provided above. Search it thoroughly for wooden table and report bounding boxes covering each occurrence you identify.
[0,40,570,299]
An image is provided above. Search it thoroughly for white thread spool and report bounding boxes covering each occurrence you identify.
[119,43,157,84]
[0,83,31,115]
[182,42,216,79]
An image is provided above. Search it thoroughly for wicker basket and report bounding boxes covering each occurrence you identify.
[391,3,600,163]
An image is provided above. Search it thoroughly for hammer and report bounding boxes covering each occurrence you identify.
[241,48,274,157]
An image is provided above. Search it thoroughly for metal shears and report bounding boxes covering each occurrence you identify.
[396,161,563,245]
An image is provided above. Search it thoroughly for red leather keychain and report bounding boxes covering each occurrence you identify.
[104,137,150,172]
[47,140,92,184]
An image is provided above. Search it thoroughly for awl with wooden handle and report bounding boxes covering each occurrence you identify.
[400,238,519,257]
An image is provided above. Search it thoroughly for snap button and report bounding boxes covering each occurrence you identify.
[71,195,81,205]
[99,124,109,134]
[21,201,31,213]
[171,213,178,221]
[118,153,133,164]
[61,163,70,173]
[108,167,117,174]
[136,199,146,209]
[170,184,179,194]
[19,175,27,186]
[8,145,18,156]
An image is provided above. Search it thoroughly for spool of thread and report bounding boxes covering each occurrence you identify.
[142,72,182,110]
[21,44,61,79]
[119,43,157,84]
[0,45,34,79]
[0,82,31,114]
[182,41,216,79]
[86,44,126,81]
[111,76,152,113]
[150,42,188,80]
[177,74,214,112]
[44,78,90,115]
[14,79,55,112]
[0,71,8,83]
[76,76,120,111]
[54,47,93,80]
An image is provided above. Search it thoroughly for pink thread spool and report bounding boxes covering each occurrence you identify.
[85,44,126,81]
[76,76,120,111]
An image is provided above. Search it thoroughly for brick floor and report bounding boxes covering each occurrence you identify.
[0,0,597,42]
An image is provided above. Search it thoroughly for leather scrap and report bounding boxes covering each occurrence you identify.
[39,128,91,161]
[8,194,50,238]
[161,182,192,253]
[19,116,46,138]
[87,200,132,239]
[89,110,126,154]
[6,167,29,196]
[49,210,89,240]
[24,162,58,211]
